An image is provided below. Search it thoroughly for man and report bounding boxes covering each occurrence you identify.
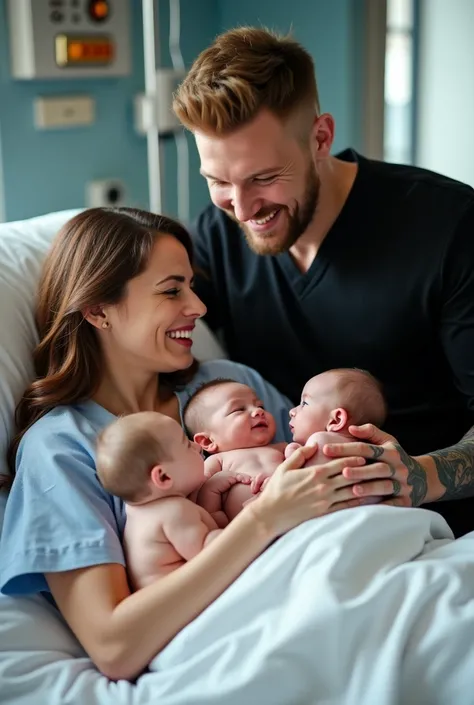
[173,27,474,536]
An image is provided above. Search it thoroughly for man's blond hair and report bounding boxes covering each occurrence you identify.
[173,26,320,135]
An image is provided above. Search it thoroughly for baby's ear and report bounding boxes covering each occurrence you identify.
[327,408,348,432]
[150,465,173,490]
[194,432,219,454]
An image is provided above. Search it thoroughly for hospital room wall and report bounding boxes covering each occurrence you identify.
[0,0,218,222]
[0,0,364,223]
[0,0,143,222]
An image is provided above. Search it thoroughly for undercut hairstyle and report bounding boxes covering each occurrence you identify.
[330,368,388,428]
[96,413,171,504]
[173,26,320,135]
[183,378,241,437]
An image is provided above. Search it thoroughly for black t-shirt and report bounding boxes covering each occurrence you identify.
[191,149,474,530]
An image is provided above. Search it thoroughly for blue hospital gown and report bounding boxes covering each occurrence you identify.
[0,360,292,596]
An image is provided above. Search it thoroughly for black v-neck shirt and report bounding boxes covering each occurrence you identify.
[191,149,474,463]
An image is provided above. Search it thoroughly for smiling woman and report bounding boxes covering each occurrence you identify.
[8,208,204,460]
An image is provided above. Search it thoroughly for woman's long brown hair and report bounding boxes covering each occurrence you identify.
[6,207,198,476]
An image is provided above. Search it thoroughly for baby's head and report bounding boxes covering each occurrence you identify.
[96,411,204,504]
[184,379,276,454]
[289,368,387,444]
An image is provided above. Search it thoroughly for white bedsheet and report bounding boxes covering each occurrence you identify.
[2,502,474,705]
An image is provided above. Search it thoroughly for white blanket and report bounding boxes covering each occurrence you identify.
[3,505,474,705]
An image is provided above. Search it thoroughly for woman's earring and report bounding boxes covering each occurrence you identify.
[101,321,109,329]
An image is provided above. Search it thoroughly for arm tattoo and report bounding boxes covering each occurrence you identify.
[394,443,428,506]
[429,425,474,501]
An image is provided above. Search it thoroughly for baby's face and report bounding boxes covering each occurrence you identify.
[160,419,205,494]
[289,376,340,444]
[200,382,276,451]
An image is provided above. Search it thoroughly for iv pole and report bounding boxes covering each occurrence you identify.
[142,0,162,214]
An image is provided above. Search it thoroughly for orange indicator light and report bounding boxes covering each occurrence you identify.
[55,35,115,67]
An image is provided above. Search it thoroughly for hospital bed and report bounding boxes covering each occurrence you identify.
[1,210,474,705]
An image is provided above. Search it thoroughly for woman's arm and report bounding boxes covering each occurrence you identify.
[47,504,271,681]
[47,445,367,681]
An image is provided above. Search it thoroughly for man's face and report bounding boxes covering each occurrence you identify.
[196,109,321,255]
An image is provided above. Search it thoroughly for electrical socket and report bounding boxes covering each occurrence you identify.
[85,179,127,208]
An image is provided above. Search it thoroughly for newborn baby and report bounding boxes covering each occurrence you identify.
[183,379,286,525]
[96,411,251,590]
[287,368,387,462]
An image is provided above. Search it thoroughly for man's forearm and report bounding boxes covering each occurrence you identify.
[417,425,474,502]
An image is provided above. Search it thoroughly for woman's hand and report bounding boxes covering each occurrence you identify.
[322,424,429,508]
[245,444,371,537]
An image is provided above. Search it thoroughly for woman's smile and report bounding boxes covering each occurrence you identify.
[166,325,195,349]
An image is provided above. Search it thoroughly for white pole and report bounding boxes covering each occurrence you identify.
[169,0,189,224]
[142,0,162,214]
[0,125,5,222]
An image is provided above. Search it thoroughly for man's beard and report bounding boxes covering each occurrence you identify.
[229,162,320,256]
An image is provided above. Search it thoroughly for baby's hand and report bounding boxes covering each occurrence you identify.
[197,472,252,524]
[202,471,251,498]
[250,472,273,494]
[234,473,253,485]
[285,442,302,459]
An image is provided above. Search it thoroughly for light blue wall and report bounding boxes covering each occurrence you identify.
[0,0,218,222]
[0,0,363,223]
[218,0,363,153]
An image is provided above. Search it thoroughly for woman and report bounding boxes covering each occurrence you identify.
[0,208,367,681]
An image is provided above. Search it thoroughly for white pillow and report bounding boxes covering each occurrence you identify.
[0,209,226,478]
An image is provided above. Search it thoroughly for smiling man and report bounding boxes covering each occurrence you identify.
[173,27,474,536]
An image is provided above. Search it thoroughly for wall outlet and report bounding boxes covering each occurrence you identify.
[86,179,127,208]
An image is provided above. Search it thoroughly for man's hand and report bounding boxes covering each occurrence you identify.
[322,424,428,507]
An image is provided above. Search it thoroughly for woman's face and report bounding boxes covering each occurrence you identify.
[103,234,206,374]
